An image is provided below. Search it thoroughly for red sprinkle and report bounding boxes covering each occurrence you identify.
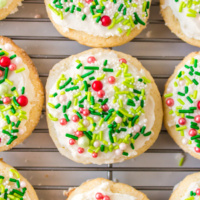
[178,118,186,125]
[59,118,67,126]
[97,90,105,98]
[119,58,127,64]
[194,147,200,153]
[197,101,200,109]
[108,76,115,84]
[0,56,11,67]
[101,15,111,26]
[17,95,28,107]
[195,115,200,123]
[189,129,197,137]
[92,80,103,92]
[87,56,96,64]
[196,188,200,195]
[75,131,83,137]
[92,152,98,158]
[8,63,17,71]
[77,147,84,154]
[72,115,79,122]
[102,104,109,111]
[95,193,104,199]
[166,98,174,107]
[3,97,11,105]
[69,139,75,145]
[82,109,90,116]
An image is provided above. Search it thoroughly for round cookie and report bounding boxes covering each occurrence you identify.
[44,0,151,47]
[170,172,200,200]
[0,36,44,151]
[160,0,200,47]
[0,160,39,200]
[46,48,163,165]
[65,178,149,200]
[0,0,23,20]
[163,52,200,159]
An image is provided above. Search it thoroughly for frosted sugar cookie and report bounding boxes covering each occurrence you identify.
[164,52,200,159]
[0,0,23,20]
[65,178,149,200]
[170,172,200,200]
[0,160,38,200]
[0,36,44,151]
[46,48,162,164]
[45,0,151,47]
[160,0,200,47]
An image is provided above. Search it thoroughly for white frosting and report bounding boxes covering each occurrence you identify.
[48,0,149,37]
[47,51,155,164]
[181,181,200,200]
[0,43,35,147]
[166,55,200,153]
[163,0,200,40]
[71,182,137,200]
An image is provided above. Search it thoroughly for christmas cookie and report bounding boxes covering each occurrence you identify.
[65,178,149,200]
[45,0,151,47]
[0,160,38,200]
[0,0,23,20]
[46,48,162,165]
[0,36,44,151]
[170,172,200,200]
[163,52,200,159]
[160,0,200,47]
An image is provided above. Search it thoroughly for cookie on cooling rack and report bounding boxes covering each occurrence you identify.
[0,0,23,20]
[163,52,200,159]
[160,0,200,47]
[46,48,163,165]
[65,178,149,200]
[44,0,151,47]
[0,160,39,200]
[0,36,44,151]
[170,172,200,200]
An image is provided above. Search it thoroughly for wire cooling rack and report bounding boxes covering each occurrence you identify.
[0,0,200,199]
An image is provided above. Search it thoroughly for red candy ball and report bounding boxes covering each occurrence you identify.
[82,109,90,116]
[166,98,174,107]
[195,115,200,123]
[17,95,28,107]
[77,147,84,154]
[95,193,104,199]
[101,15,111,26]
[59,118,67,126]
[69,139,75,145]
[178,118,186,125]
[92,80,103,91]
[197,101,200,109]
[195,147,200,153]
[103,196,110,200]
[102,104,109,111]
[8,63,17,71]
[85,0,93,3]
[79,107,84,114]
[0,56,11,67]
[92,152,98,158]
[72,115,79,122]
[196,188,200,195]
[0,70,3,77]
[108,76,115,84]
[87,56,96,63]
[3,97,11,105]
[119,58,127,64]
[75,131,83,137]
[97,90,105,98]
[189,129,197,137]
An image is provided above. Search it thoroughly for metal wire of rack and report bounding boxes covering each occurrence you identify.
[1,0,200,199]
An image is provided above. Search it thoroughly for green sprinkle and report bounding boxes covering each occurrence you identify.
[103,68,114,72]
[65,134,78,140]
